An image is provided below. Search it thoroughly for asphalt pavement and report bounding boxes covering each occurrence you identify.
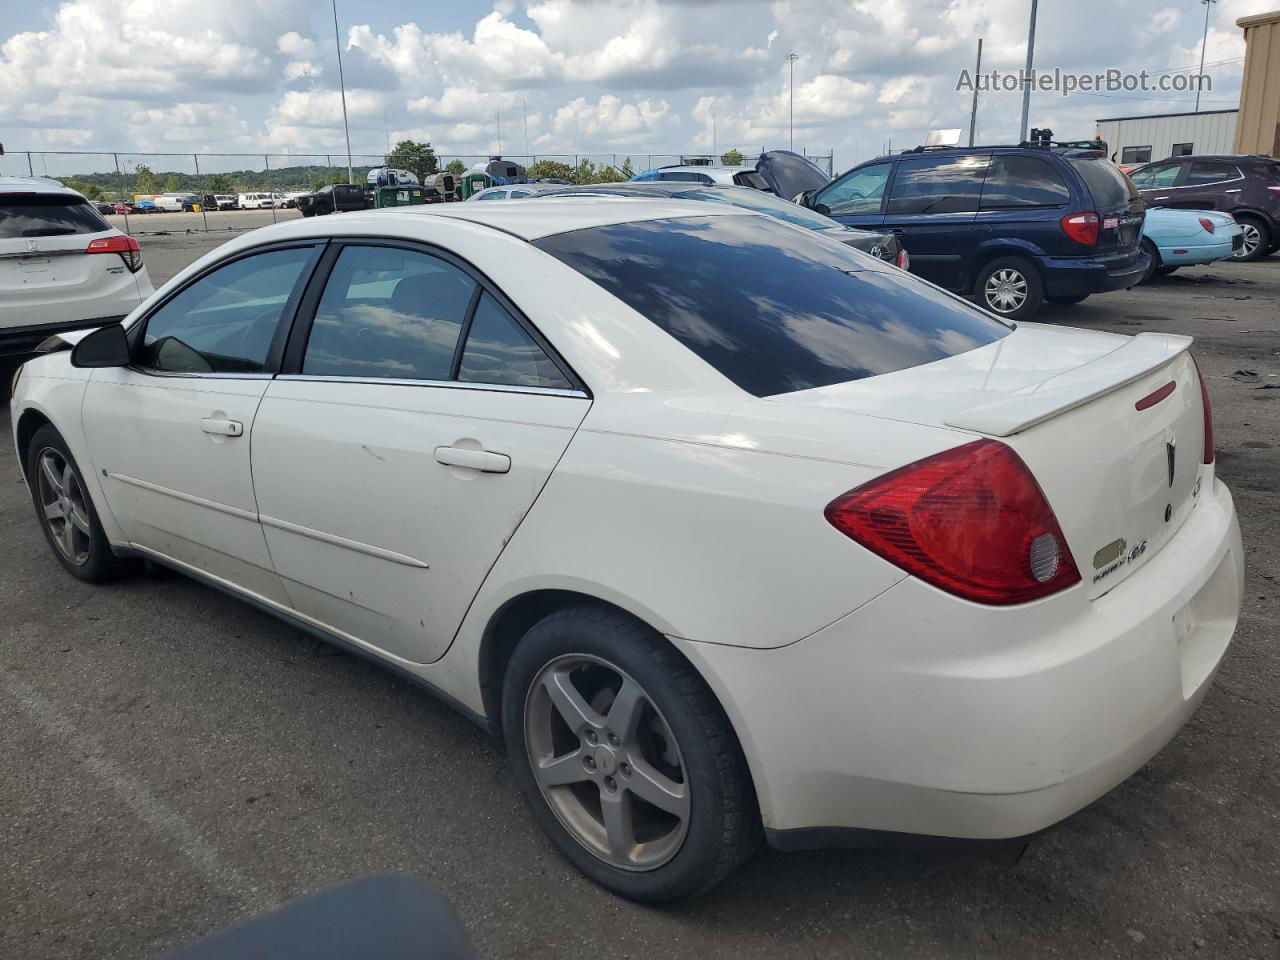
[2,232,1277,959]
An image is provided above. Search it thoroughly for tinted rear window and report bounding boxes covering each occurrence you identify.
[0,194,108,238]
[1069,157,1135,210]
[535,214,1010,397]
[980,155,1070,208]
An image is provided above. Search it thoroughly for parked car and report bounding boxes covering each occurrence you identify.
[0,176,154,359]
[131,200,162,213]
[10,199,1239,902]
[468,183,568,201]
[1128,154,1280,261]
[153,193,201,213]
[630,151,831,198]
[631,163,745,185]
[799,143,1148,319]
[92,201,115,216]
[109,201,137,215]
[299,183,369,216]
[529,182,909,268]
[1138,209,1242,282]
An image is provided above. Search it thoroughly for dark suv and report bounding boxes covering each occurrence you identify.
[799,144,1147,319]
[1129,154,1280,261]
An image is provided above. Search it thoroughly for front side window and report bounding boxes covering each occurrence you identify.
[817,162,892,216]
[459,293,570,389]
[980,155,1070,209]
[139,247,314,374]
[1184,161,1240,185]
[1121,146,1153,164]
[1128,162,1180,190]
[536,215,1010,397]
[886,154,988,215]
[302,246,477,381]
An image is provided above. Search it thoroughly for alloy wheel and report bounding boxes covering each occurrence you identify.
[984,268,1028,313]
[524,654,690,871]
[35,448,92,565]
[1233,223,1261,260]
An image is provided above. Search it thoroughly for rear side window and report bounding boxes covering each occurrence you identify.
[535,215,1010,397]
[658,171,712,183]
[1129,163,1180,189]
[1069,157,1135,209]
[887,155,988,215]
[1184,161,1240,185]
[458,293,570,389]
[303,245,476,381]
[980,155,1070,208]
[0,194,108,238]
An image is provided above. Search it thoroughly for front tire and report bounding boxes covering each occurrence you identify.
[502,605,760,902]
[975,256,1044,320]
[26,425,126,583]
[1230,215,1271,262]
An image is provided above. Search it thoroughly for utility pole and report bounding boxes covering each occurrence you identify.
[712,112,717,161]
[1196,0,1217,112]
[522,99,529,156]
[331,0,353,183]
[1019,0,1038,143]
[786,53,799,151]
[496,109,502,154]
[968,38,983,147]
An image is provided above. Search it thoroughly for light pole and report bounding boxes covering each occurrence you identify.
[1196,0,1217,112]
[786,52,799,151]
[331,0,353,184]
[1018,0,1038,143]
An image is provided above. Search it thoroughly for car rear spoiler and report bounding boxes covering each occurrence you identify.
[946,331,1193,437]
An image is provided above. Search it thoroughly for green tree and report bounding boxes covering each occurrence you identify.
[445,158,467,176]
[384,139,438,181]
[209,174,231,193]
[619,156,635,179]
[592,164,626,184]
[527,159,574,181]
[133,164,159,195]
[720,147,744,166]
[572,158,597,184]
[310,170,349,191]
[163,173,182,192]
[63,179,102,200]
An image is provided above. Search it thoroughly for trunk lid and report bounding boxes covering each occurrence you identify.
[772,323,1206,599]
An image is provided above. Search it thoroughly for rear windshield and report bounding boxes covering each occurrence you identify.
[1069,157,1136,210]
[535,214,1010,397]
[0,194,109,238]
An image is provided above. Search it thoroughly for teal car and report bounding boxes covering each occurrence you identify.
[1139,208,1242,282]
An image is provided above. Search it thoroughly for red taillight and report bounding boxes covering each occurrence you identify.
[825,440,1081,605]
[896,248,910,271]
[1198,217,1215,234]
[86,234,143,273]
[1192,355,1214,464]
[1060,212,1100,246]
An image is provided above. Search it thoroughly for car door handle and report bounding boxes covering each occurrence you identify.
[200,417,243,437]
[1152,196,1170,201]
[1224,189,1242,194]
[434,445,511,474]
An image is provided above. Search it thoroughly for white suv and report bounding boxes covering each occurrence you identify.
[1,177,155,359]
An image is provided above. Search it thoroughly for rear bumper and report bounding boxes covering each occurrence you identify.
[681,475,1242,845]
[1041,251,1149,297]
[1159,239,1237,265]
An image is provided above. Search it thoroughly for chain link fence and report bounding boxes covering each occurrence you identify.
[1,148,834,234]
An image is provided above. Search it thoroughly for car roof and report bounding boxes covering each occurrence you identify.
[270,196,757,242]
[0,175,82,197]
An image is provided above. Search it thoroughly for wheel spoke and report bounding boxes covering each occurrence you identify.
[543,669,603,734]
[61,519,76,556]
[43,500,65,521]
[625,757,690,819]
[62,463,76,495]
[600,789,636,861]
[605,678,646,741]
[40,455,63,496]
[68,504,91,535]
[533,749,592,788]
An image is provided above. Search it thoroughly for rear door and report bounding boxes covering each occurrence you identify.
[879,153,989,290]
[250,241,590,664]
[1168,160,1246,212]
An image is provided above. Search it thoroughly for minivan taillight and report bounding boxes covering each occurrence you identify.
[825,440,1081,605]
[896,248,910,271]
[1193,355,1214,464]
[86,234,143,273]
[1060,212,1100,246]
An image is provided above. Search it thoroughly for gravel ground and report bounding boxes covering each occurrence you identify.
[2,234,1277,960]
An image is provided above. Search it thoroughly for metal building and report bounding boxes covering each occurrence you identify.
[1094,110,1239,166]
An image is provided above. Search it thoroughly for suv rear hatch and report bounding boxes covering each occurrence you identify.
[773,322,1208,599]
[1068,155,1145,259]
[753,150,832,201]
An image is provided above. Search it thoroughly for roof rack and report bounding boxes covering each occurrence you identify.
[901,129,1109,155]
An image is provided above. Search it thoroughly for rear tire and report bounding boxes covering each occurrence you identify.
[1155,266,1180,278]
[1137,238,1160,284]
[974,256,1044,320]
[1046,294,1088,305]
[502,604,760,902]
[26,425,128,583]
[1230,215,1271,262]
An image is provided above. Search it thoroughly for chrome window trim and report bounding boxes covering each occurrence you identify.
[128,368,275,380]
[275,373,588,399]
[1168,167,1245,189]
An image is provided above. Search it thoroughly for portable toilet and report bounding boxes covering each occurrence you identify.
[460,171,493,199]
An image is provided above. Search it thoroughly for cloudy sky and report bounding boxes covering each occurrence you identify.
[0,0,1270,176]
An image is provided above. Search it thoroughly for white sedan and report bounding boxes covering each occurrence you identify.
[9,198,1242,902]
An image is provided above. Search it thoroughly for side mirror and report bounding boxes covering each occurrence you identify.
[70,323,131,368]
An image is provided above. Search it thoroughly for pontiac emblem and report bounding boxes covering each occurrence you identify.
[25,239,38,253]
[1166,440,1176,488]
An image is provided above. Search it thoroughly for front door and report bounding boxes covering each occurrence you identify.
[1131,160,1184,208]
[82,244,320,605]
[812,161,892,232]
[250,242,591,664]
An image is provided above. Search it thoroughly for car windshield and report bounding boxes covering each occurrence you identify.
[536,214,1010,397]
[675,187,847,233]
[0,194,109,238]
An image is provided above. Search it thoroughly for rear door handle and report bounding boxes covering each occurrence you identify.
[434,445,511,474]
[1152,196,1170,201]
[1224,189,1242,194]
[200,417,243,437]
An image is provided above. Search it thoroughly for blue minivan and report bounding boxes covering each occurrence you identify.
[799,144,1149,319]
